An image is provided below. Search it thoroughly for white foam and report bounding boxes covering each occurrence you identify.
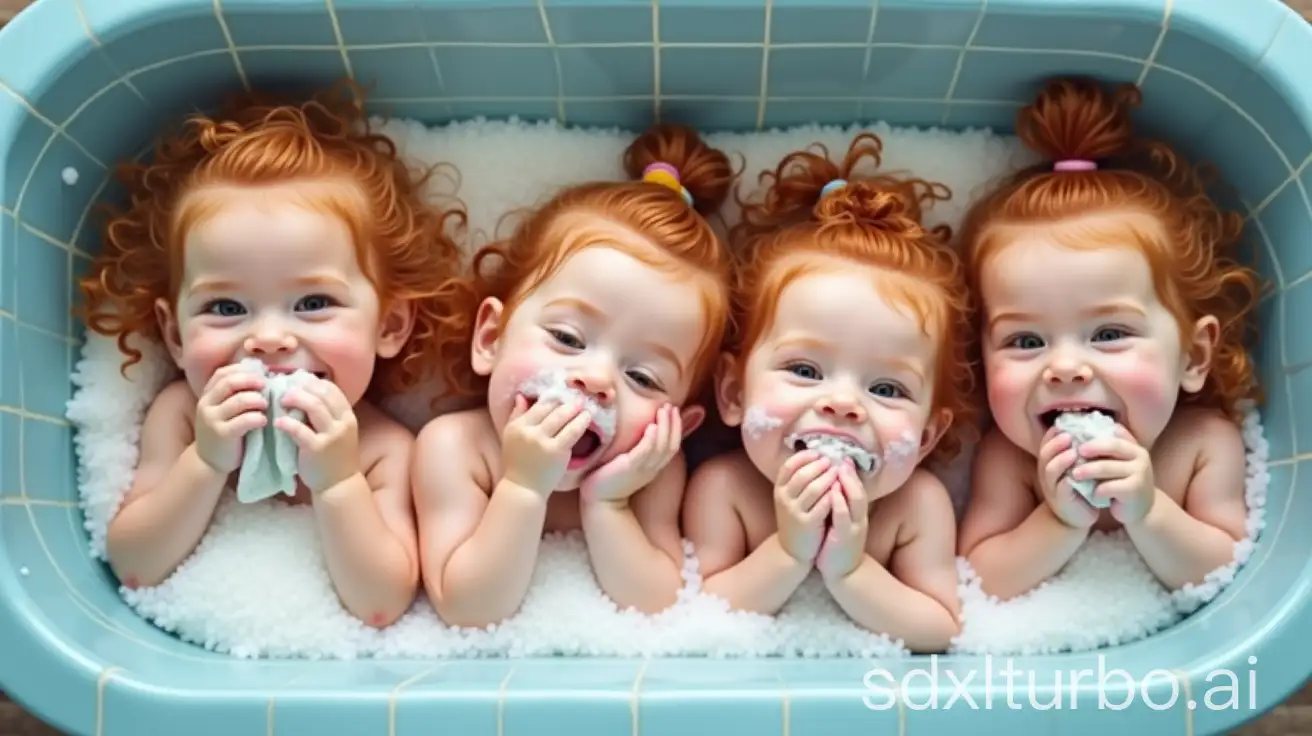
[517,367,617,440]
[742,405,782,438]
[65,116,1265,659]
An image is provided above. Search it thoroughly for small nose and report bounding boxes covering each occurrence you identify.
[244,314,297,355]
[817,392,866,422]
[567,366,615,405]
[1043,344,1092,385]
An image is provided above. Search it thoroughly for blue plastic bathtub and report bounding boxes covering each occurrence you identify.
[1,0,1310,734]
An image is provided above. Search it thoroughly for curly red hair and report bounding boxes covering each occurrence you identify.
[77,79,467,403]
[959,77,1263,418]
[729,133,979,465]
[437,123,737,400]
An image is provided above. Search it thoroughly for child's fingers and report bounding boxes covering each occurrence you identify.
[215,390,267,420]
[275,415,316,447]
[777,450,821,485]
[1072,458,1130,482]
[538,401,586,435]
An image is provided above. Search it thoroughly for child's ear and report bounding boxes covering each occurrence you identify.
[714,353,744,427]
[470,298,504,377]
[154,298,185,366]
[917,409,953,463]
[679,405,706,438]
[1181,315,1220,394]
[376,299,417,359]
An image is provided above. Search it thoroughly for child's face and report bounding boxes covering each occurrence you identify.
[157,185,412,407]
[472,232,710,491]
[979,234,1208,455]
[722,267,945,501]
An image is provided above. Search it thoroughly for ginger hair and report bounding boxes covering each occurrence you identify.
[438,124,736,400]
[77,79,467,403]
[959,77,1263,418]
[730,133,978,464]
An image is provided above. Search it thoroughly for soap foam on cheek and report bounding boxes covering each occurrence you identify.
[742,405,783,438]
[882,429,919,466]
[517,367,618,439]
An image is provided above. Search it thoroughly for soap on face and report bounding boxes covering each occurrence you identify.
[1052,410,1116,509]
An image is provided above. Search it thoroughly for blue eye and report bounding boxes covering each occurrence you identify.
[786,363,821,380]
[1009,333,1044,350]
[869,381,906,399]
[1092,327,1127,342]
[204,299,245,317]
[296,294,334,312]
[548,328,584,349]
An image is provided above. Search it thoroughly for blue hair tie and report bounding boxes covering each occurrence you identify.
[820,179,847,198]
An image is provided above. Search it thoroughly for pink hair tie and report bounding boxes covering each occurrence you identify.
[642,162,681,181]
[1053,159,1097,172]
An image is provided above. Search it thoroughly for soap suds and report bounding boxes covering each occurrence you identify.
[784,431,881,476]
[742,405,782,438]
[883,429,918,464]
[1053,410,1116,509]
[517,367,617,439]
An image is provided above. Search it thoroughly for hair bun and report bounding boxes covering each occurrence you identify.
[1016,76,1140,163]
[814,180,930,238]
[624,124,734,214]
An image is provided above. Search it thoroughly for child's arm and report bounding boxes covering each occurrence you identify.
[312,420,420,627]
[683,455,812,614]
[581,451,687,613]
[412,414,548,628]
[1123,411,1248,589]
[105,381,233,588]
[957,429,1089,600]
[824,473,960,652]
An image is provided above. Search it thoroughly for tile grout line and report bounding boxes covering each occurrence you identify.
[856,0,881,121]
[324,0,354,79]
[535,0,566,124]
[212,0,249,92]
[754,0,774,130]
[652,0,662,123]
[1135,0,1173,87]
[940,0,988,126]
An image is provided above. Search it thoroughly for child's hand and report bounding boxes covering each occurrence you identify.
[580,404,680,506]
[1072,425,1156,525]
[818,462,869,581]
[500,395,592,496]
[1036,427,1099,529]
[194,364,268,474]
[773,450,835,564]
[278,377,360,493]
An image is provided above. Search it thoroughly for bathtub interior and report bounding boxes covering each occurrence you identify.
[1,0,1311,733]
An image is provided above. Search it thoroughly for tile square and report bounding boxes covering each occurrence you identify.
[639,659,784,736]
[238,49,351,91]
[370,99,453,125]
[0,410,17,496]
[333,2,428,45]
[1284,278,1312,370]
[661,48,762,98]
[70,253,92,333]
[663,100,758,132]
[547,0,652,44]
[558,47,653,97]
[764,100,861,130]
[1258,22,1312,172]
[1228,70,1312,170]
[767,48,866,98]
[104,677,268,736]
[1256,180,1312,287]
[21,418,73,502]
[771,5,873,45]
[218,2,339,47]
[0,0,113,123]
[18,325,70,420]
[21,133,103,246]
[0,91,53,211]
[871,3,982,46]
[951,49,1144,103]
[431,47,559,98]
[660,1,766,44]
[972,13,1161,57]
[0,213,13,315]
[861,47,958,99]
[14,227,67,336]
[502,660,641,735]
[127,52,246,121]
[392,660,512,735]
[1260,373,1293,463]
[1288,367,1312,456]
[1152,31,1253,98]
[943,101,1020,132]
[1135,68,1229,155]
[1254,297,1292,462]
[449,100,560,124]
[566,99,656,131]
[0,317,17,409]
[63,84,156,183]
[1170,0,1288,68]
[349,48,443,100]
[94,13,229,75]
[423,2,548,44]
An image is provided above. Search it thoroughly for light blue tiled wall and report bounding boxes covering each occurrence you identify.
[0,1,1310,735]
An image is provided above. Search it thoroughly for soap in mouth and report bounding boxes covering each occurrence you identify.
[1051,410,1116,509]
[784,432,880,476]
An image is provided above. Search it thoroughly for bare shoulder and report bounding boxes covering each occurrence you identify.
[886,468,955,530]
[686,451,763,509]
[149,379,197,422]
[413,407,498,497]
[355,401,417,466]
[976,425,1029,472]
[1160,406,1244,456]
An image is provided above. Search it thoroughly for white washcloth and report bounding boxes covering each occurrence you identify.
[233,359,316,504]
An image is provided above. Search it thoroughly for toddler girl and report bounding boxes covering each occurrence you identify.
[79,82,465,628]
[414,125,734,628]
[956,77,1261,600]
[683,134,974,652]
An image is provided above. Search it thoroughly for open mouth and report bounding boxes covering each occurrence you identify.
[785,432,879,475]
[569,429,604,468]
[1039,406,1117,429]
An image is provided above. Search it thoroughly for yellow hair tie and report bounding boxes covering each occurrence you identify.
[642,162,695,206]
